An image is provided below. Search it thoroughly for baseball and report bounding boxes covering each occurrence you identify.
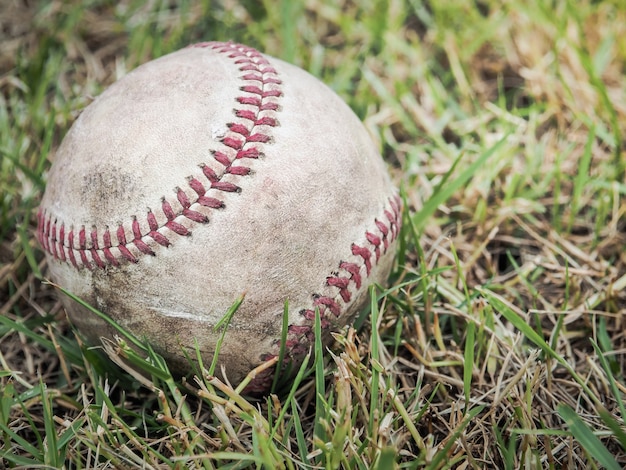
[37,41,401,393]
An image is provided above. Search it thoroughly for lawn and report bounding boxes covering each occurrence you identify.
[1,0,625,468]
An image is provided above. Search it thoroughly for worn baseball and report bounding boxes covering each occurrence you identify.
[37,41,401,393]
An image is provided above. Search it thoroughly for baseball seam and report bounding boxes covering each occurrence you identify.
[37,41,281,270]
[244,193,402,393]
[290,193,402,353]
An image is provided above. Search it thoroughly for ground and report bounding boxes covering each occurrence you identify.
[1,0,625,468]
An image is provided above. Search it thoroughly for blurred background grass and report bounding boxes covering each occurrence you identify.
[1,0,625,468]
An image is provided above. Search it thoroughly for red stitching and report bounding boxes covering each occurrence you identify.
[237,148,261,159]
[103,227,118,266]
[326,276,351,302]
[211,152,231,167]
[287,195,401,351]
[90,229,105,268]
[78,227,90,268]
[67,229,77,268]
[38,42,281,269]
[57,223,66,261]
[352,244,373,275]
[245,194,403,393]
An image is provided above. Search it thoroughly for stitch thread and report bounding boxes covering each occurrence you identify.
[291,194,401,346]
[37,42,281,269]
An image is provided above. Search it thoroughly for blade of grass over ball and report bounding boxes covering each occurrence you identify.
[101,336,170,383]
[210,292,245,377]
[234,356,279,396]
[185,338,206,380]
[558,404,621,470]
[145,341,167,372]
[214,292,245,330]
[271,299,290,393]
[51,282,149,353]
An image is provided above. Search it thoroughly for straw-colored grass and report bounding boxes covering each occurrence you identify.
[1,0,625,468]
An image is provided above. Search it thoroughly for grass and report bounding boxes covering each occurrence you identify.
[1,0,625,468]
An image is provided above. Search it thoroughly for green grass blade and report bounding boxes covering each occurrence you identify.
[369,284,381,437]
[40,379,60,468]
[590,338,626,421]
[412,135,508,230]
[426,406,484,470]
[478,287,600,405]
[210,293,245,377]
[290,396,309,464]
[463,320,475,413]
[597,408,626,452]
[313,307,327,449]
[568,125,594,231]
[558,404,621,470]
[51,283,149,353]
[271,352,311,440]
